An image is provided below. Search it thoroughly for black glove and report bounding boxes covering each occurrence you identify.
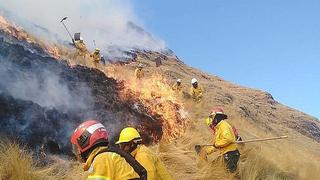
[195,145,202,154]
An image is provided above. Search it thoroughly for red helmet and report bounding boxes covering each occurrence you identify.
[210,107,225,116]
[70,120,108,153]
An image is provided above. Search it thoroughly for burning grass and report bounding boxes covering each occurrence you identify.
[0,15,62,59]
[1,14,319,180]
[110,66,190,142]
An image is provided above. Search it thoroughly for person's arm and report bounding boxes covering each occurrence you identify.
[190,87,194,97]
[88,154,113,180]
[136,153,156,180]
[198,87,203,97]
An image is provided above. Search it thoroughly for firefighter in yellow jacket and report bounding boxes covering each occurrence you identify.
[74,37,88,58]
[90,48,101,67]
[190,78,203,102]
[172,79,183,94]
[116,127,173,180]
[71,120,146,180]
[135,64,144,79]
[203,107,240,172]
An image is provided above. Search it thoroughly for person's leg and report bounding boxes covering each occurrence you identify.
[224,150,240,172]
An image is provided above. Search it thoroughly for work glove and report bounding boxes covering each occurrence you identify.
[195,145,202,154]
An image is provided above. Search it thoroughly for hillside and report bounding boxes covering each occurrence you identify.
[0,15,319,180]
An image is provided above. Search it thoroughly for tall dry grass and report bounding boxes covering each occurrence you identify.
[1,56,319,180]
[154,121,303,180]
[0,140,86,180]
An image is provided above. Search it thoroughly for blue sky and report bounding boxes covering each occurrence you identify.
[133,0,320,119]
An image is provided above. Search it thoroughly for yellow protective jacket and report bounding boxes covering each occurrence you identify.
[84,146,139,180]
[135,68,144,79]
[91,52,101,63]
[207,120,238,155]
[190,86,203,99]
[132,145,173,180]
[172,84,183,94]
[75,41,88,57]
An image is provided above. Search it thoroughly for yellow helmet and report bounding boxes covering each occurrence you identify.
[205,117,213,127]
[116,127,141,144]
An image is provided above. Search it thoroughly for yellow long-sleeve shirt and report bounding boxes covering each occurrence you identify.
[190,86,203,101]
[75,41,88,57]
[135,68,144,79]
[207,120,238,155]
[84,146,139,180]
[132,145,173,180]
[91,52,101,63]
[172,83,183,94]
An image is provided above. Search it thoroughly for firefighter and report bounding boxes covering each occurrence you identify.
[135,64,144,79]
[204,107,240,172]
[190,78,203,102]
[74,37,88,58]
[116,127,173,180]
[70,120,147,180]
[172,78,183,94]
[90,48,101,67]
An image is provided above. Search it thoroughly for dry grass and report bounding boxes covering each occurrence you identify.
[1,51,319,180]
[0,140,86,180]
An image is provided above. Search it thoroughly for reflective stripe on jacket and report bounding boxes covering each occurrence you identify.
[85,147,139,180]
[132,145,173,180]
[87,175,109,180]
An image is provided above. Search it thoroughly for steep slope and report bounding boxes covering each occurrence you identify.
[124,52,320,179]
[0,24,186,154]
[0,15,319,180]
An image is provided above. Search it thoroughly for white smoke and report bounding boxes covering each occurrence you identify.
[0,57,92,113]
[0,0,166,51]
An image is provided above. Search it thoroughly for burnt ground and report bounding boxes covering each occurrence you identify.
[0,30,162,155]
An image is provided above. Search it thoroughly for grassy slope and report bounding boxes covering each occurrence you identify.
[1,52,319,180]
[132,53,320,179]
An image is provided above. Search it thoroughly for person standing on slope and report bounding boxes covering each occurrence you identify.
[204,107,240,172]
[172,78,183,95]
[116,127,173,180]
[74,37,88,58]
[135,64,145,79]
[71,120,147,180]
[190,78,203,102]
[90,48,101,68]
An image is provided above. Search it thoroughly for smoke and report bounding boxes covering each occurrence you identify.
[0,56,93,113]
[0,0,166,51]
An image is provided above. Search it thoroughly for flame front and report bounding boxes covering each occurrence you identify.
[0,15,62,59]
[113,67,190,142]
[0,15,189,143]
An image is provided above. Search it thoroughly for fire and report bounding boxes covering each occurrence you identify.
[0,14,189,142]
[0,16,36,44]
[113,66,190,142]
[0,15,61,59]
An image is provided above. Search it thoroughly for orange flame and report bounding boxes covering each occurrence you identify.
[113,66,190,142]
[0,15,62,59]
[0,15,189,142]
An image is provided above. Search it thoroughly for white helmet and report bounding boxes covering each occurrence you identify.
[177,79,182,83]
[191,78,198,84]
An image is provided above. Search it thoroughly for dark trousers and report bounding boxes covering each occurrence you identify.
[223,149,240,173]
